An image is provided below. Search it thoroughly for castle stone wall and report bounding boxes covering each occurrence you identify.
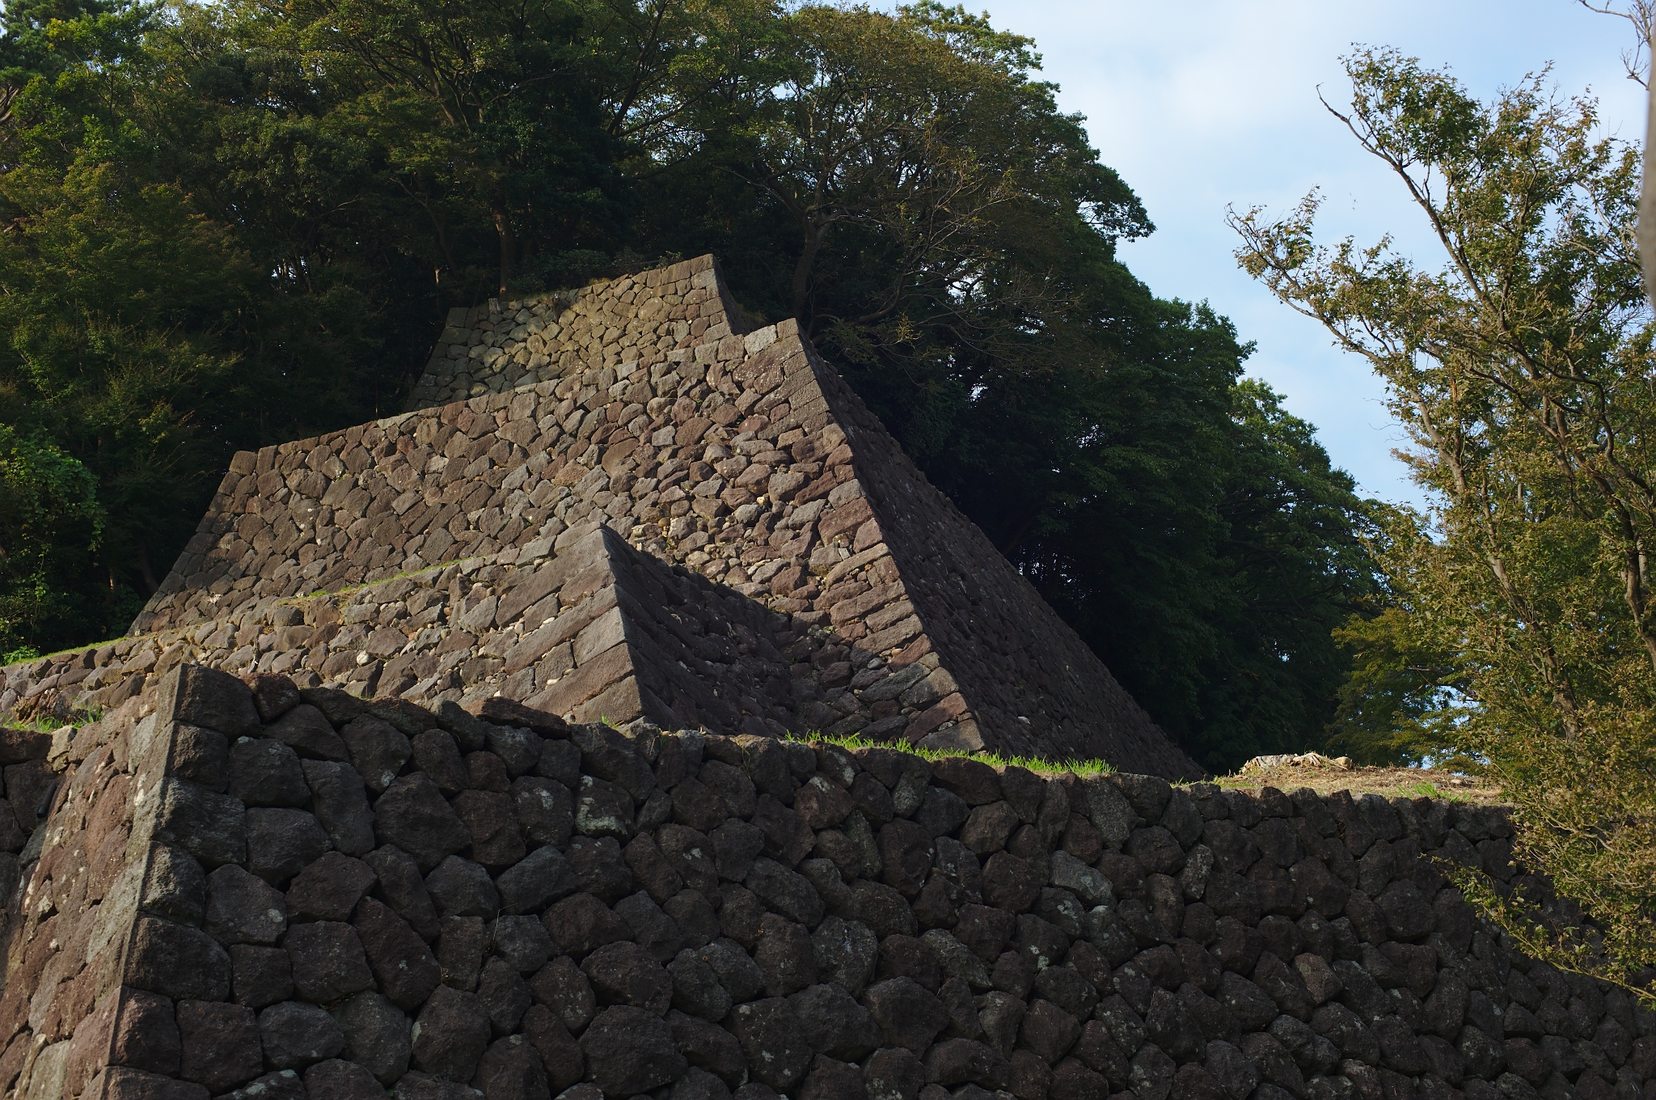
[115,289,1192,772]
[4,529,802,738]
[20,667,1649,1099]
[406,255,750,411]
[795,339,1198,778]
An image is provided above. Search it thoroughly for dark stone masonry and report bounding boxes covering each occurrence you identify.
[0,667,1649,1099]
[0,257,1649,1097]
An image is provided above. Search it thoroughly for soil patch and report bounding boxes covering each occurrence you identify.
[1214,763,1505,806]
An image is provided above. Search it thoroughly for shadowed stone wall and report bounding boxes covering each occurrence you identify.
[9,667,1646,1099]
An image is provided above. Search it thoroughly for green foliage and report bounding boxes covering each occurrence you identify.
[785,730,1114,779]
[259,0,628,298]
[0,0,1380,782]
[1327,507,1469,764]
[0,425,102,654]
[1233,47,1656,996]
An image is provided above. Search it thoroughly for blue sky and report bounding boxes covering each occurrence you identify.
[958,1,1648,506]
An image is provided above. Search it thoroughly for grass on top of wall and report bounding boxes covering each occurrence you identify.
[785,729,1115,778]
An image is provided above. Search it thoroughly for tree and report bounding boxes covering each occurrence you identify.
[1232,48,1656,997]
[0,0,1382,783]
[261,0,626,299]
[0,0,262,632]
[0,425,102,659]
[726,3,1148,335]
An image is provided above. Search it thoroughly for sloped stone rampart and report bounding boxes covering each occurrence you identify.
[21,666,1651,1099]
[789,337,1196,778]
[120,263,1196,773]
[109,328,988,760]
[3,525,857,747]
[406,255,751,410]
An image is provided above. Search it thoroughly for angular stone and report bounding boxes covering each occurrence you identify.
[363,845,442,941]
[303,760,377,855]
[498,844,576,913]
[425,854,500,919]
[925,1038,1010,1090]
[216,1070,306,1100]
[265,704,349,760]
[581,1004,688,1093]
[206,864,287,945]
[140,845,208,926]
[522,1005,584,1091]
[176,1001,261,1093]
[411,985,491,1083]
[259,1001,345,1070]
[864,978,947,1054]
[111,990,181,1076]
[583,941,672,1012]
[170,723,230,791]
[341,715,412,793]
[286,921,373,1002]
[228,739,310,808]
[99,1067,210,1099]
[476,697,570,737]
[155,781,246,868]
[791,983,879,1061]
[453,789,526,867]
[127,917,232,1001]
[981,853,1042,912]
[437,915,488,990]
[1050,851,1112,907]
[733,997,814,1091]
[493,914,553,973]
[374,775,469,870]
[335,991,411,1084]
[174,666,260,737]
[230,944,293,1009]
[411,730,469,793]
[478,1034,550,1098]
[250,674,302,722]
[755,913,817,995]
[478,955,533,1033]
[812,916,879,995]
[303,1060,384,1099]
[246,807,331,884]
[865,1047,926,1100]
[356,897,441,1010]
[287,851,377,921]
[669,1010,746,1086]
[512,776,574,847]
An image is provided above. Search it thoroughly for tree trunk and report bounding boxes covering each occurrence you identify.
[492,206,516,301]
[792,220,823,326]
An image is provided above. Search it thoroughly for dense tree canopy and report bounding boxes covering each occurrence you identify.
[1234,48,1656,997]
[0,0,1381,773]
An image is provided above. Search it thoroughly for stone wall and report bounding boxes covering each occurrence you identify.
[405,255,751,411]
[1,528,801,738]
[28,665,1651,1099]
[791,338,1196,779]
[0,671,265,1099]
[106,257,1197,774]
[0,723,61,1095]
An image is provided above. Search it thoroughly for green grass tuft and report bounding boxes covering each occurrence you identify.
[785,730,1113,778]
[1396,779,1468,803]
[2,705,103,734]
